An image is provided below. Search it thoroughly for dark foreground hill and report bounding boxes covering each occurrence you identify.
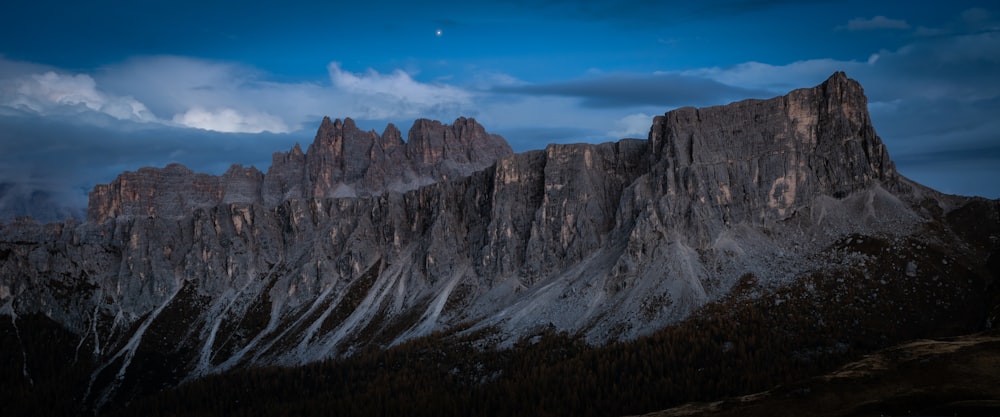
[636,331,1000,417]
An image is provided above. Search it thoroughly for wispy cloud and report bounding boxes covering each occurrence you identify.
[172,107,290,134]
[675,30,1000,197]
[674,30,1000,103]
[0,56,299,133]
[0,56,483,134]
[326,62,474,119]
[838,15,910,31]
[494,72,769,108]
[961,7,993,24]
[94,56,325,133]
[608,113,653,138]
[0,112,304,221]
[677,59,868,95]
[1,70,155,122]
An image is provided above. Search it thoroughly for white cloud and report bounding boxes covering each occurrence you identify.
[2,56,484,134]
[95,56,322,130]
[49,56,480,131]
[674,29,1000,104]
[95,56,277,117]
[327,62,473,119]
[840,16,910,31]
[469,71,526,90]
[608,113,653,138]
[676,58,869,95]
[3,70,155,122]
[1,56,314,133]
[172,107,290,133]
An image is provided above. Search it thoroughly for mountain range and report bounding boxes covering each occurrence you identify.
[1,72,997,416]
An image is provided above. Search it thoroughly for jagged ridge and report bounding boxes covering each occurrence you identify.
[87,116,512,222]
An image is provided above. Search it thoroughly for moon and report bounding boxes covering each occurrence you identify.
[435,29,443,37]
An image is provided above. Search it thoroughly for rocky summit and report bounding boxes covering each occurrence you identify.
[87,116,512,222]
[1,72,998,415]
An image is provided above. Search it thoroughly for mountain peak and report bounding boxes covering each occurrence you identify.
[823,70,849,85]
[407,116,512,166]
[647,72,896,242]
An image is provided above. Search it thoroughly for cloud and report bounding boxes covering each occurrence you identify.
[961,7,992,24]
[608,113,653,138]
[327,62,473,119]
[0,112,303,221]
[0,56,309,133]
[172,107,290,133]
[677,59,868,96]
[1,55,486,135]
[494,72,770,108]
[95,56,324,131]
[839,16,910,31]
[912,7,999,38]
[880,97,1000,197]
[673,30,1000,103]
[1,69,155,122]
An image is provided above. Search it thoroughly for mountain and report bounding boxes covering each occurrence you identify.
[1,72,997,416]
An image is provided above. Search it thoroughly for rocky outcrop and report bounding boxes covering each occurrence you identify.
[2,73,997,412]
[88,117,513,222]
[643,71,897,243]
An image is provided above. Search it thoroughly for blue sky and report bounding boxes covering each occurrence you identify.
[1,0,998,219]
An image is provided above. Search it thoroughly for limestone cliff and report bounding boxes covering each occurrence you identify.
[644,71,896,242]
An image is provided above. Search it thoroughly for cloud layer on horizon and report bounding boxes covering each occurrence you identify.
[0,56,484,135]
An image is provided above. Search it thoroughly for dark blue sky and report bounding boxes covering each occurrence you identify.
[1,0,998,218]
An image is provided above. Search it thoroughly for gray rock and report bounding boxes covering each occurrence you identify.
[643,71,896,245]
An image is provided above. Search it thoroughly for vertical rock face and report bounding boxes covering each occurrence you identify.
[88,164,265,221]
[644,71,897,244]
[88,117,513,222]
[261,143,307,206]
[481,140,649,283]
[407,117,513,168]
[3,73,997,412]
